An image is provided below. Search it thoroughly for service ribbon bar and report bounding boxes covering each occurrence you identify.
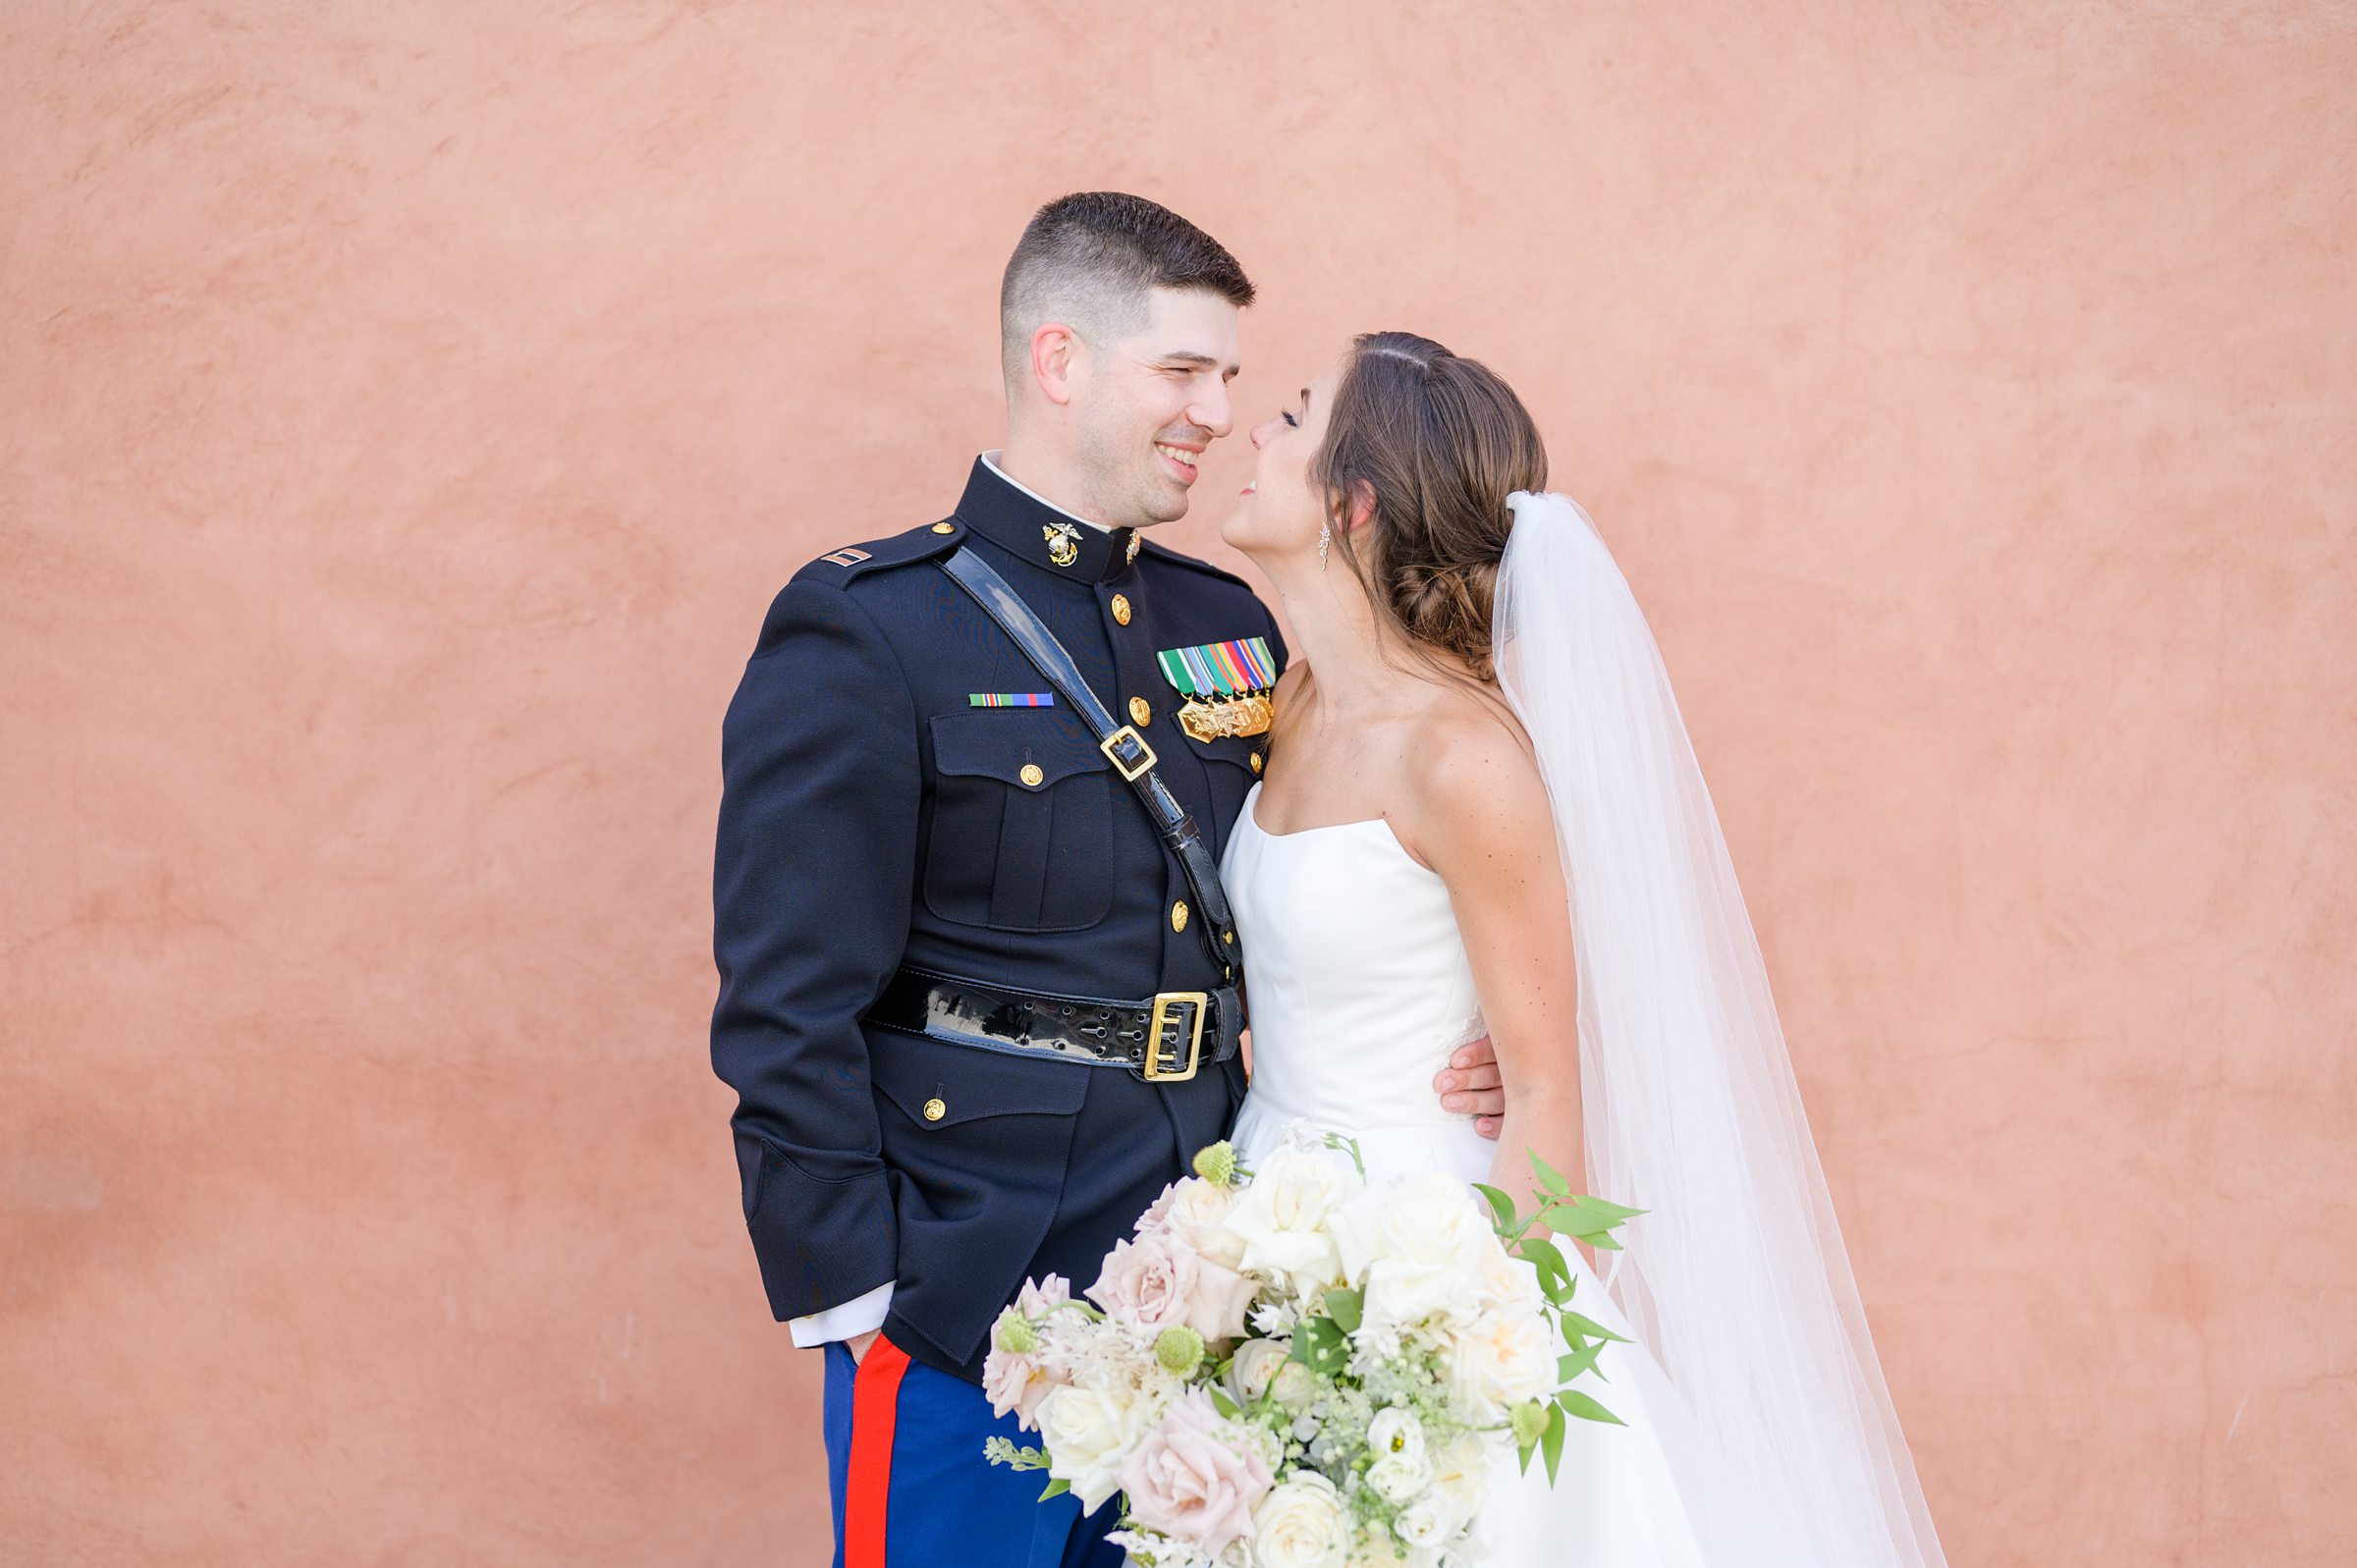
[1157,635,1276,698]
[968,692,1056,707]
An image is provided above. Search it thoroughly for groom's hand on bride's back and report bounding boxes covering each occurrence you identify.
[1437,1036,1507,1140]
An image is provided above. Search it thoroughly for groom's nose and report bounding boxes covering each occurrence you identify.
[1188,382,1233,441]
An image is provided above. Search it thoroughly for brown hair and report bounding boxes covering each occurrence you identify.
[1312,331,1548,682]
[1000,192,1255,386]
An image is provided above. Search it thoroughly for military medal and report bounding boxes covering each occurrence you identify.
[1043,519,1082,568]
[969,692,1055,708]
[1156,636,1277,742]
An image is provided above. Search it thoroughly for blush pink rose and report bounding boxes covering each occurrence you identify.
[1086,1230,1258,1341]
[1117,1389,1274,1553]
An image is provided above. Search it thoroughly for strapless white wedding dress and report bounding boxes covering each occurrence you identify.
[1224,781,1707,1566]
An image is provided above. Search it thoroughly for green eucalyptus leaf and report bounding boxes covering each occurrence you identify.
[1038,1476,1071,1500]
[1528,1149,1572,1197]
[1324,1287,1364,1334]
[1541,1404,1566,1483]
[1208,1385,1241,1420]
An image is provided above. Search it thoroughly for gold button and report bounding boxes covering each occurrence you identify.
[1019,763,1045,787]
[1224,930,1234,945]
[922,1097,946,1121]
[1111,594,1132,625]
[1249,752,1263,774]
[931,522,956,534]
[1129,697,1152,727]
[1171,900,1189,933]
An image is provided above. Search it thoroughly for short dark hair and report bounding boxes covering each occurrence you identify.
[1000,192,1255,386]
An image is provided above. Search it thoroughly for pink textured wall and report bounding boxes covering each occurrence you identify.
[5,4,2351,1563]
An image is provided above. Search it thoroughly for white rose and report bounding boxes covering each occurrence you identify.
[1250,1472,1347,1568]
[1227,1336,1292,1406]
[1366,1447,1432,1503]
[1036,1382,1158,1512]
[1222,1141,1362,1298]
[1329,1172,1495,1329]
[1428,1435,1490,1522]
[1269,1361,1320,1411]
[1395,1495,1453,1549]
[1162,1176,1250,1270]
[1445,1307,1557,1422]
[1475,1239,1545,1317]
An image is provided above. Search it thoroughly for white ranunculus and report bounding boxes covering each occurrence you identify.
[1445,1307,1558,1422]
[1222,1141,1362,1298]
[1329,1172,1496,1329]
[1249,1472,1348,1568]
[1036,1381,1158,1512]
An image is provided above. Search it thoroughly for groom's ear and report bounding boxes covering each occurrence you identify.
[1029,323,1081,407]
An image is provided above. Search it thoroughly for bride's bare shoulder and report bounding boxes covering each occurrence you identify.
[1398,686,1551,864]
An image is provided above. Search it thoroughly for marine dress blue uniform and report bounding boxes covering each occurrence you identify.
[711,456,1285,1567]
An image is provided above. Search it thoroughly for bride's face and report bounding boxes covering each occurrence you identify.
[1221,357,1346,563]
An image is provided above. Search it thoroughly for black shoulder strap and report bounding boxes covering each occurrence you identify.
[938,546,1239,978]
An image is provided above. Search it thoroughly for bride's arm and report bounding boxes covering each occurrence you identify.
[1399,710,1585,1215]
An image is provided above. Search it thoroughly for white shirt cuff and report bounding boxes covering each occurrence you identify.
[788,1280,895,1348]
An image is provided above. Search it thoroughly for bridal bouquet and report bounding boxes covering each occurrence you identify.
[981,1125,1638,1567]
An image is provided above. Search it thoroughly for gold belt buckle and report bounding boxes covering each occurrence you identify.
[1100,724,1158,782]
[1142,991,1208,1081]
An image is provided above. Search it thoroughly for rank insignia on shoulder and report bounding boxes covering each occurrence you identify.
[818,547,872,568]
[1156,636,1278,742]
[969,692,1056,708]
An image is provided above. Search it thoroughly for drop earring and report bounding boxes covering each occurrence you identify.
[1317,519,1332,570]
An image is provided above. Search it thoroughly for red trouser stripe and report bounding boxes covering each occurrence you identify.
[845,1334,911,1568]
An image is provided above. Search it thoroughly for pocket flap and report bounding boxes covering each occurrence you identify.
[868,1027,1093,1126]
[930,710,1109,788]
[1193,734,1267,773]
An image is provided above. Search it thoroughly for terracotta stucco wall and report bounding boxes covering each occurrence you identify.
[4,4,2351,1563]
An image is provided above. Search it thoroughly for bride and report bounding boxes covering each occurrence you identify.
[1217,332,1947,1566]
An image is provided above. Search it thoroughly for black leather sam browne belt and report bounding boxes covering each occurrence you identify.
[867,967,1243,1082]
[859,544,1253,1084]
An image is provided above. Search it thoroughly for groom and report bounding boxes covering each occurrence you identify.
[710,192,1507,1568]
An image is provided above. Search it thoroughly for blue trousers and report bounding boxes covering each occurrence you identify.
[821,1333,1124,1568]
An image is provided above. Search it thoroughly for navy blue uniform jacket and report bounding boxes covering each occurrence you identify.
[712,459,1286,1383]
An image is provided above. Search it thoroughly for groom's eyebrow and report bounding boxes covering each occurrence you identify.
[1159,350,1242,379]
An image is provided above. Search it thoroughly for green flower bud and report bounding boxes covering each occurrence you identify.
[1509,1399,1551,1448]
[1192,1142,1238,1187]
[1154,1325,1206,1376]
[992,1307,1038,1357]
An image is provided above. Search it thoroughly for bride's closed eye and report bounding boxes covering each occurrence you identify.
[1280,410,1298,428]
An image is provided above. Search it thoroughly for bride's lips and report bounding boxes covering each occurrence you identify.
[1154,441,1201,484]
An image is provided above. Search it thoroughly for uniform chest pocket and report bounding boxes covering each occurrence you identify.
[923,710,1115,933]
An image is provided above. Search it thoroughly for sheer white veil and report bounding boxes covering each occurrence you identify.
[1493,490,1946,1567]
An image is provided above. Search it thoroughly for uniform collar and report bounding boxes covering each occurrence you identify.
[956,455,1141,585]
